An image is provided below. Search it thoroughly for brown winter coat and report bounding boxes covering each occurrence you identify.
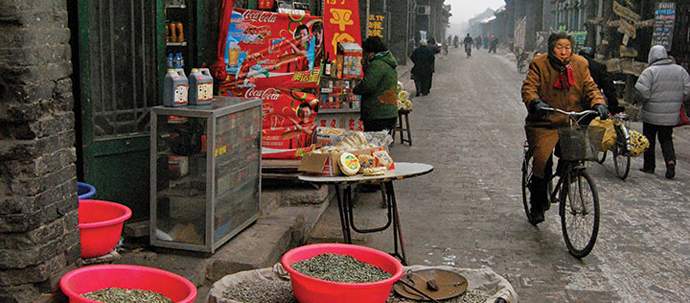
[522,54,605,178]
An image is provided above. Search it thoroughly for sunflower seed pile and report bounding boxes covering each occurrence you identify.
[81,287,173,303]
[387,288,488,303]
[291,253,392,283]
[221,280,298,303]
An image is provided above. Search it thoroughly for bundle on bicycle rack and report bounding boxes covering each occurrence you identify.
[558,125,605,161]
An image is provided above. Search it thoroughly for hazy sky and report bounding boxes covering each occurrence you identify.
[446,0,506,24]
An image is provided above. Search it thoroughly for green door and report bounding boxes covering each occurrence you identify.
[75,0,166,221]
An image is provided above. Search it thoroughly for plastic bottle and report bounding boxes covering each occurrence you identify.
[163,69,189,107]
[189,68,214,105]
[167,53,174,69]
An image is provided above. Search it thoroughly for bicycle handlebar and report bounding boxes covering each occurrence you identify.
[542,108,597,124]
[543,108,597,117]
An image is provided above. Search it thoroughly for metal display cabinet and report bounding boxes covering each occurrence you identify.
[150,96,262,253]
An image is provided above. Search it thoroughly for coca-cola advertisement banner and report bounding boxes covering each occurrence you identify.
[223,87,320,159]
[217,9,324,91]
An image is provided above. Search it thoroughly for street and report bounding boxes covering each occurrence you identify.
[312,46,690,302]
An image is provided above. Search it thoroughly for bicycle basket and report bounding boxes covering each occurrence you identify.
[558,125,605,161]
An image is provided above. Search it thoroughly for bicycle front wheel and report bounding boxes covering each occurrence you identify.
[521,153,533,221]
[559,169,600,258]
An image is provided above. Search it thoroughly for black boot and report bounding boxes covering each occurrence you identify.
[529,176,548,225]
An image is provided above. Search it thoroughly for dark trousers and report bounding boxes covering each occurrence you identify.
[642,122,675,170]
[414,73,433,95]
[363,118,397,132]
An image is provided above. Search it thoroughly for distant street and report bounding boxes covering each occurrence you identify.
[312,45,690,302]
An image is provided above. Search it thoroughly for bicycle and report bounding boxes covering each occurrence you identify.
[521,108,602,258]
[596,112,631,180]
[516,50,529,74]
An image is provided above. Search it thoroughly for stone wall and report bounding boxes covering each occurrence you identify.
[0,1,79,302]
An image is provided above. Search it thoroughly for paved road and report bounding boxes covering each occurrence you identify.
[323,46,690,302]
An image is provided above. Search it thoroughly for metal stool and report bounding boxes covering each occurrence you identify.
[392,110,412,146]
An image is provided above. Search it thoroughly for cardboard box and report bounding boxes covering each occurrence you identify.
[299,147,385,176]
[337,42,363,79]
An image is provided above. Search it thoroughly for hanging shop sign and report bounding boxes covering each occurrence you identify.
[613,1,641,23]
[322,0,362,63]
[651,2,675,51]
[367,13,386,38]
[216,9,323,90]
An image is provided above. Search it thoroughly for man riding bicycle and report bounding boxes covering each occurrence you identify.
[463,33,473,58]
[521,31,608,225]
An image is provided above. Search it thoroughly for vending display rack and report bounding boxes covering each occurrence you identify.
[316,76,363,131]
[150,96,262,253]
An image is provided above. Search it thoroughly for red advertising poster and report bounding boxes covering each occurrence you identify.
[323,0,362,62]
[222,87,320,159]
[216,9,323,91]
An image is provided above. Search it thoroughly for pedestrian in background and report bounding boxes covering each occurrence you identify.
[578,47,624,114]
[410,39,435,96]
[475,35,482,49]
[489,35,499,53]
[634,45,690,179]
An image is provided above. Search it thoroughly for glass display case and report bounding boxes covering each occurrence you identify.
[150,96,262,252]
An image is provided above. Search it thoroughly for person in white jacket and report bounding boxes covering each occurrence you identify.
[635,45,690,179]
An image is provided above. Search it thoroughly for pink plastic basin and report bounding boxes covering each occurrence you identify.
[78,199,132,258]
[281,243,404,303]
[60,264,197,303]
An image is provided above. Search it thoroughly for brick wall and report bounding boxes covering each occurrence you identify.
[0,1,79,302]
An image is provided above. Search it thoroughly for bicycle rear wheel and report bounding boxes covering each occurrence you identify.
[521,152,533,221]
[612,128,631,180]
[559,168,600,258]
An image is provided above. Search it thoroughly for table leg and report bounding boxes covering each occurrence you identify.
[334,184,352,243]
[385,181,408,265]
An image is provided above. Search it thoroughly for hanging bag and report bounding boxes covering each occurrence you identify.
[678,105,690,126]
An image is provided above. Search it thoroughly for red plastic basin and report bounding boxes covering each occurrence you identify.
[281,243,404,303]
[78,200,132,258]
[60,264,197,303]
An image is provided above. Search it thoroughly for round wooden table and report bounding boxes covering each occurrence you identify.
[299,162,434,265]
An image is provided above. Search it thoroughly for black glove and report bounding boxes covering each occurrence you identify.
[529,99,551,119]
[593,103,609,120]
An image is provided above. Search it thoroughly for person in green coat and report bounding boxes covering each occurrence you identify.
[353,36,399,132]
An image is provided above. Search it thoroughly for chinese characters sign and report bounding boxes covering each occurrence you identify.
[323,0,362,61]
[367,14,385,38]
[651,2,675,51]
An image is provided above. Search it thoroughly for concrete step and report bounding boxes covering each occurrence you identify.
[117,183,333,301]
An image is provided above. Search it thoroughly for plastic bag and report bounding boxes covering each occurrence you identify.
[589,117,616,151]
[629,129,650,157]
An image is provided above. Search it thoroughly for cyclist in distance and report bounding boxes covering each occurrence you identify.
[521,31,609,225]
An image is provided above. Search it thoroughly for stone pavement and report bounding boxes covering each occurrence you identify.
[309,46,690,302]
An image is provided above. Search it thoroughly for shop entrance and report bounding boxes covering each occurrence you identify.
[69,0,165,221]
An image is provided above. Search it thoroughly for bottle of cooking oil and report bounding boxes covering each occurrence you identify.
[163,69,188,107]
[189,68,214,105]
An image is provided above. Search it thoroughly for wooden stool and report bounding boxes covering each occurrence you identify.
[392,110,412,146]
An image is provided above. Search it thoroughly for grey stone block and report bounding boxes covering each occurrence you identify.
[0,253,64,287]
